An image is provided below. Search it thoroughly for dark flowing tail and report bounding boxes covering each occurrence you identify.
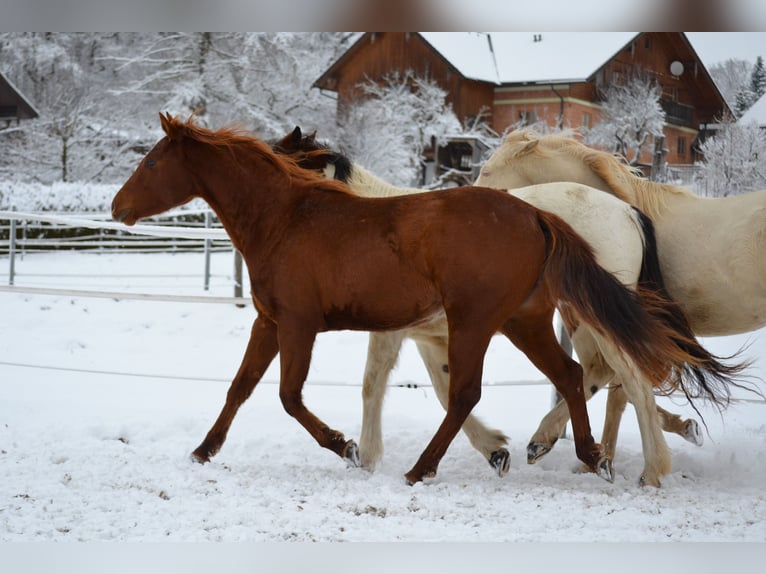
[631,207,756,408]
[537,209,752,410]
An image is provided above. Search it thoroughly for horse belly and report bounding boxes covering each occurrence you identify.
[321,264,443,332]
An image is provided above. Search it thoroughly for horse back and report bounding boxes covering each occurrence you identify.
[261,186,550,332]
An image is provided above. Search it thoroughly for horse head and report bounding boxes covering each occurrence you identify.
[273,127,353,183]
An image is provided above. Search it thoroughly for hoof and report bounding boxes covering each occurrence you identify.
[489,448,510,477]
[190,450,210,464]
[638,474,661,488]
[526,441,553,464]
[343,440,361,468]
[684,419,704,446]
[597,457,615,483]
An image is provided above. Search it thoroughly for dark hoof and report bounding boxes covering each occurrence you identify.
[343,440,360,468]
[526,441,553,464]
[684,419,704,446]
[598,457,615,483]
[489,449,510,477]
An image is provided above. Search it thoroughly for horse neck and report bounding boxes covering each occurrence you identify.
[348,164,423,198]
[188,144,293,255]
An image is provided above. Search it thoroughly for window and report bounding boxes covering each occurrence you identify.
[582,112,591,129]
[519,110,537,126]
[677,136,686,157]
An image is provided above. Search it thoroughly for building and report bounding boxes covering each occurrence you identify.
[739,91,766,127]
[0,70,39,126]
[314,32,730,181]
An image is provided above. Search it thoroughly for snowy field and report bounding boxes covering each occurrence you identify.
[1,250,765,568]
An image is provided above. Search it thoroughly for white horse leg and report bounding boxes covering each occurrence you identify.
[595,337,671,487]
[359,330,406,470]
[601,381,628,469]
[415,336,510,475]
[657,405,703,446]
[527,326,613,463]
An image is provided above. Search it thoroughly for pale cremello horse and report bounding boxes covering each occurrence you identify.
[476,129,762,465]
[274,128,746,486]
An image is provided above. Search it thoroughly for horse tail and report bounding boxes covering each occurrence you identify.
[631,206,756,408]
[537,209,751,410]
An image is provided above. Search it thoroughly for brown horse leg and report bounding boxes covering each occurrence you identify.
[278,324,358,464]
[403,325,492,484]
[527,325,614,463]
[657,405,703,446]
[415,336,510,475]
[191,315,279,463]
[502,316,604,475]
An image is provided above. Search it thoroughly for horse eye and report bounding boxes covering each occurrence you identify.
[146,159,156,168]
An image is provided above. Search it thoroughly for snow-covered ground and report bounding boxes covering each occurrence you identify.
[1,250,765,557]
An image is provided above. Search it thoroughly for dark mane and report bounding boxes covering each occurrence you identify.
[272,127,354,183]
[167,115,354,196]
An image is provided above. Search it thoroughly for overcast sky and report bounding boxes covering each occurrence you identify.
[687,32,766,66]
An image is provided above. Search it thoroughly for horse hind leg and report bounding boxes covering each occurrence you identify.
[359,330,406,470]
[527,325,613,465]
[595,336,671,487]
[658,405,703,446]
[502,316,606,477]
[415,337,510,476]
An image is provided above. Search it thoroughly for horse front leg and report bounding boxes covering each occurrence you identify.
[192,315,279,463]
[359,330,406,470]
[415,335,510,476]
[404,324,492,484]
[278,323,359,466]
[595,337,671,487]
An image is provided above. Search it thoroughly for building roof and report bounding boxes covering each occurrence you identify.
[0,71,39,120]
[739,92,766,126]
[420,32,638,85]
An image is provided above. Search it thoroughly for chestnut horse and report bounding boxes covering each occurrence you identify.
[113,114,727,484]
[475,129,763,465]
[271,127,747,486]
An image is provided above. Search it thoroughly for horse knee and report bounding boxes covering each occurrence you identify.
[449,382,482,416]
[279,388,303,417]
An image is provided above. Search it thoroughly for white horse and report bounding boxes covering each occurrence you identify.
[273,128,744,486]
[476,128,763,461]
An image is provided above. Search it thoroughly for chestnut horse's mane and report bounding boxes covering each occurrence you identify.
[164,115,354,196]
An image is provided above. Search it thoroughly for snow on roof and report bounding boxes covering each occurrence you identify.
[420,32,638,85]
[739,92,766,126]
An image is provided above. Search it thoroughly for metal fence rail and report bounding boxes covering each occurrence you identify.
[0,209,240,291]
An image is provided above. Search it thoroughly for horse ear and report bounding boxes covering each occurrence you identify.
[290,126,302,143]
[307,131,317,143]
[160,112,174,139]
[520,140,539,156]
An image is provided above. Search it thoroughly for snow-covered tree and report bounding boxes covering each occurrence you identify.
[336,70,462,187]
[585,71,666,166]
[0,32,354,186]
[695,118,766,197]
[709,58,753,111]
[734,55,766,116]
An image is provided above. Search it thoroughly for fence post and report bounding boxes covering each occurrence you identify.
[203,211,212,291]
[8,210,16,286]
[552,319,573,438]
[233,249,244,306]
